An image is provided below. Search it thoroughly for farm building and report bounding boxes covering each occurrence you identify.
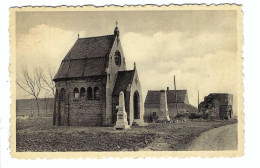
[53,25,144,127]
[16,98,54,118]
[198,93,233,120]
[144,88,197,121]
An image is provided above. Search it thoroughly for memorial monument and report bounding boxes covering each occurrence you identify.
[114,91,131,130]
[158,90,170,121]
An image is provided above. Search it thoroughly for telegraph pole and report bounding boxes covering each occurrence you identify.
[174,75,178,112]
[198,90,200,112]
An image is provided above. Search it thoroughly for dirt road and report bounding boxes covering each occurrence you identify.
[188,123,238,151]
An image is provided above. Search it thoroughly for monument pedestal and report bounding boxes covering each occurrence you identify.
[114,110,130,130]
[132,119,147,126]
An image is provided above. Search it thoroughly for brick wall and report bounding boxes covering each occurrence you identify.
[55,76,105,126]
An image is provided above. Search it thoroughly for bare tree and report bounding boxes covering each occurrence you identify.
[17,67,43,117]
[40,68,57,125]
[41,68,55,97]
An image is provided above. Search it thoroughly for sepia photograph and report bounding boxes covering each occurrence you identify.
[9,5,243,158]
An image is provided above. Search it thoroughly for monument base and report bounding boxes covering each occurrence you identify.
[158,116,171,122]
[114,111,131,130]
[132,119,147,126]
[114,124,130,130]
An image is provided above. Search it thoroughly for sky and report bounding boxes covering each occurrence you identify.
[15,10,239,112]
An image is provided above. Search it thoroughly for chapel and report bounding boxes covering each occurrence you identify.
[53,24,144,127]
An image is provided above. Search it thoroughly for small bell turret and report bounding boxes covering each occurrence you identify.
[114,20,120,37]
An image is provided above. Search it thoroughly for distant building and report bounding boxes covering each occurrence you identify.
[53,25,144,127]
[16,98,54,118]
[144,88,197,121]
[198,93,233,120]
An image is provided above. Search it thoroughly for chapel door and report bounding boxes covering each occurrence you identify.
[133,91,140,119]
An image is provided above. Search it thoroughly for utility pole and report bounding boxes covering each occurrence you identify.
[174,75,178,112]
[198,90,200,112]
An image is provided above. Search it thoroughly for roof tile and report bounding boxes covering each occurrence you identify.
[145,90,188,104]
[54,35,115,80]
[113,70,135,96]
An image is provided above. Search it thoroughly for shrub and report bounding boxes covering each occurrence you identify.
[202,113,209,119]
[189,112,202,119]
[174,113,186,119]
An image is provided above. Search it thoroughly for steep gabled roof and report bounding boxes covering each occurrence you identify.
[54,35,116,81]
[144,91,161,105]
[144,90,188,104]
[112,70,135,96]
[64,35,116,60]
[166,90,188,104]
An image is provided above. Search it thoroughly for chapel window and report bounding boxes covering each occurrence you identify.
[55,89,58,98]
[74,88,79,99]
[94,87,100,99]
[60,88,66,101]
[114,50,121,66]
[87,87,93,99]
[80,87,86,98]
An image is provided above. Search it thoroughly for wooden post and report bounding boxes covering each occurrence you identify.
[174,75,178,112]
[198,90,200,112]
[67,91,70,126]
[57,91,61,126]
[53,90,57,126]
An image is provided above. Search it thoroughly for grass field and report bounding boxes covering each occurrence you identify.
[16,118,237,152]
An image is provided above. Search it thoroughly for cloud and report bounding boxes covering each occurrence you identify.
[16,24,87,99]
[121,31,238,113]
[16,24,87,73]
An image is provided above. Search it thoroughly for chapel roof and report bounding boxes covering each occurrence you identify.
[54,35,116,81]
[144,90,188,104]
[112,70,135,96]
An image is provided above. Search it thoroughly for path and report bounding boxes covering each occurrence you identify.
[139,137,171,151]
[187,123,238,151]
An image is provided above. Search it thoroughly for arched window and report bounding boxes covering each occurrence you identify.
[80,87,86,98]
[87,87,92,99]
[60,88,66,101]
[74,88,79,99]
[94,87,100,99]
